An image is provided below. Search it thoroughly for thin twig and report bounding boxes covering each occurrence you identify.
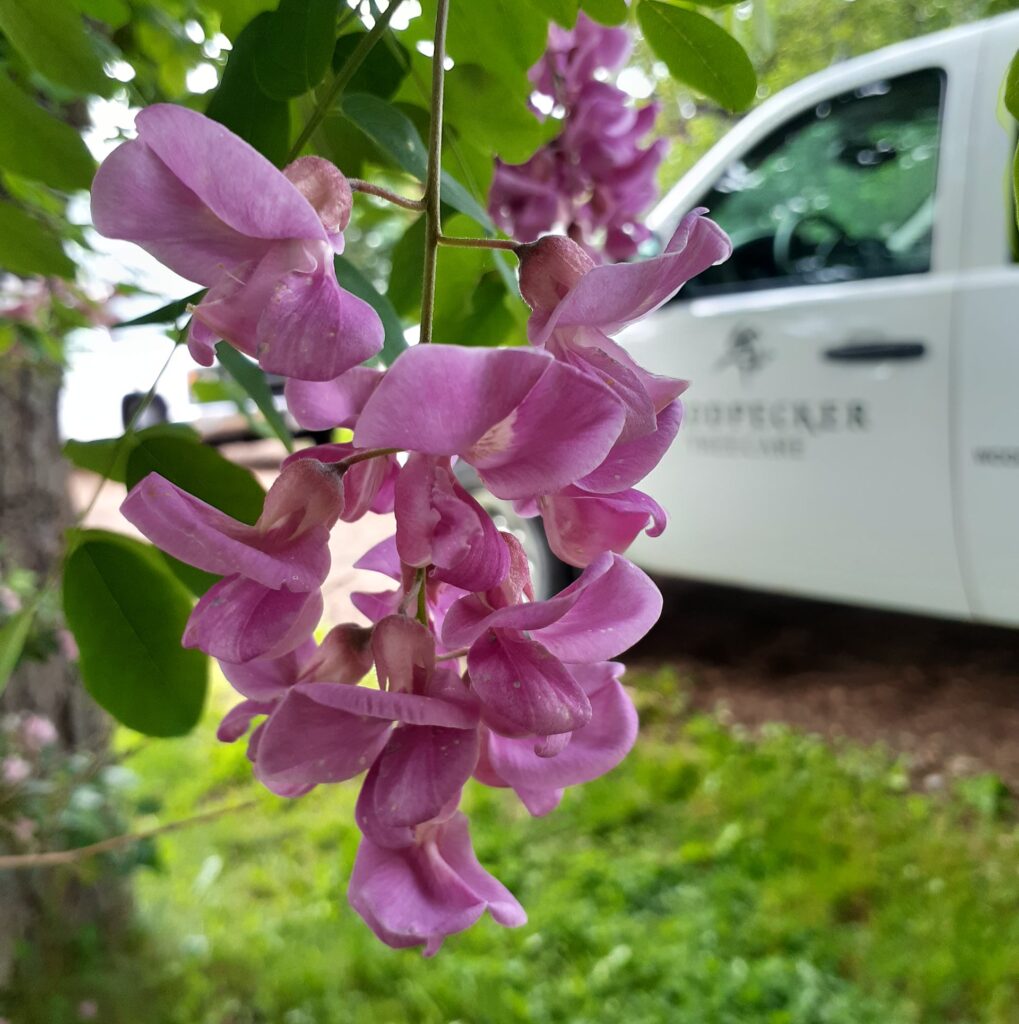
[0,799,259,871]
[286,0,406,164]
[349,179,425,211]
[437,234,519,251]
[76,342,179,527]
[418,0,450,346]
[436,646,469,661]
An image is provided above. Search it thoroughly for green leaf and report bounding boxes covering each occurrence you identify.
[340,93,493,230]
[528,0,579,26]
[69,0,131,27]
[205,12,290,165]
[1012,144,1019,232]
[332,28,409,99]
[444,63,554,164]
[340,91,428,176]
[203,0,276,37]
[214,342,295,451]
[253,0,337,100]
[63,532,207,736]
[1005,49,1019,122]
[0,73,96,191]
[421,0,548,83]
[0,605,36,695]
[333,257,407,366]
[115,290,205,329]
[386,215,426,318]
[63,424,200,484]
[124,435,266,526]
[0,202,75,277]
[637,0,756,112]
[580,0,628,23]
[430,214,514,345]
[0,0,112,96]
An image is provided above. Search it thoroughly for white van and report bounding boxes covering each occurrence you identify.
[620,13,1019,626]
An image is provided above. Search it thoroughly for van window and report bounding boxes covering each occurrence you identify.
[682,68,945,297]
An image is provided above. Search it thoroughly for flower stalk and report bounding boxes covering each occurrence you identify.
[418,0,451,345]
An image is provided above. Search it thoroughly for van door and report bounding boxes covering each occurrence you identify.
[624,63,971,618]
[951,23,1019,626]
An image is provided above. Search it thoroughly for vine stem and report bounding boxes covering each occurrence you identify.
[285,0,406,164]
[438,234,519,251]
[349,179,424,211]
[339,446,400,468]
[0,799,258,871]
[418,0,451,346]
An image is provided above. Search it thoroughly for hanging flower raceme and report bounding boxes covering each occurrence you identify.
[489,11,666,261]
[91,105,383,381]
[92,18,732,946]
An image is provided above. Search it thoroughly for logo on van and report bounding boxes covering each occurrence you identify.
[715,326,772,381]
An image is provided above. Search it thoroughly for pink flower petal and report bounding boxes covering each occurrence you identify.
[395,455,509,592]
[539,485,666,567]
[349,813,525,955]
[577,399,682,494]
[467,631,591,737]
[529,209,732,345]
[217,699,275,743]
[283,367,384,431]
[532,554,662,663]
[372,615,435,695]
[91,136,266,285]
[254,687,392,794]
[464,357,627,500]
[356,346,548,455]
[121,472,330,591]
[134,105,327,243]
[356,723,479,841]
[484,667,636,800]
[290,681,479,730]
[218,638,315,701]
[183,578,322,663]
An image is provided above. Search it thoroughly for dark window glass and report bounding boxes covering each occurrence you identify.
[680,68,945,298]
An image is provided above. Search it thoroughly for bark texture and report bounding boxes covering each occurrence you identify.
[0,355,121,987]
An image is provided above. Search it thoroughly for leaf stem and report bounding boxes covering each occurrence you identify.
[349,179,425,211]
[0,799,258,871]
[437,234,519,251]
[286,0,406,164]
[418,0,450,345]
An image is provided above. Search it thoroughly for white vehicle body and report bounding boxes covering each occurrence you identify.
[623,13,1019,626]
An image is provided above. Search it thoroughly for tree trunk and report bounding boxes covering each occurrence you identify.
[0,355,123,987]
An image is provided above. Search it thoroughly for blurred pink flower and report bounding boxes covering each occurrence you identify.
[20,714,58,752]
[2,755,31,785]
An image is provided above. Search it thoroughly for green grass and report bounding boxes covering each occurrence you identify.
[7,667,1019,1024]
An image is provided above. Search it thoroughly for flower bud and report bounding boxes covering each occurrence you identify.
[516,235,595,314]
[283,155,353,235]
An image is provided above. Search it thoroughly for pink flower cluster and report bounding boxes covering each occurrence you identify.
[93,106,730,953]
[489,12,667,262]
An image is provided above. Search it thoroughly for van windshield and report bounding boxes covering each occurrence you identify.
[682,67,946,296]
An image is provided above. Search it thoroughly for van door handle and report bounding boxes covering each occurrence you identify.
[823,341,926,362]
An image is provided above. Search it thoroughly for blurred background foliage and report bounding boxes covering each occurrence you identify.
[7,667,1019,1023]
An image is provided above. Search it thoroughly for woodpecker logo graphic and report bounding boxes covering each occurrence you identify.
[715,327,772,381]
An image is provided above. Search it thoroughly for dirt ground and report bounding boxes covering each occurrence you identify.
[635,580,1019,789]
[75,438,1019,790]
